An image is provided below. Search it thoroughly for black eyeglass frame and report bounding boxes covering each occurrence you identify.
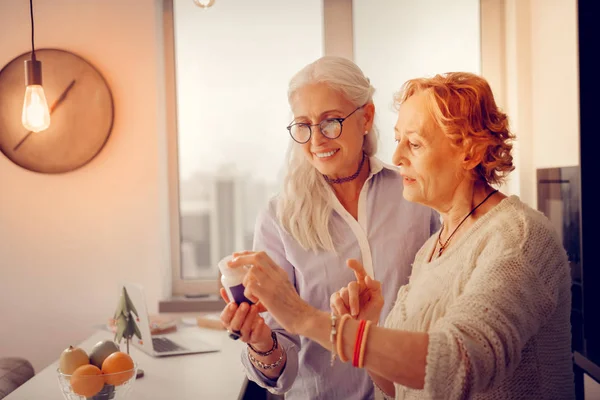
[286,104,366,144]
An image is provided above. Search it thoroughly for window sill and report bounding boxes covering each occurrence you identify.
[159,294,224,313]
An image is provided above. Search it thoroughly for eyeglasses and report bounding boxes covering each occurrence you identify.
[286,105,365,144]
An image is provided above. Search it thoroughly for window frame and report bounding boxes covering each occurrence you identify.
[164,0,350,297]
[164,0,219,296]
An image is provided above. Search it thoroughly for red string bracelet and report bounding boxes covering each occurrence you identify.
[353,320,367,367]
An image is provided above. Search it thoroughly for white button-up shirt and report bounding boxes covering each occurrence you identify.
[241,157,440,400]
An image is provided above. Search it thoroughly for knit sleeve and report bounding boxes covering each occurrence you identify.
[423,216,570,399]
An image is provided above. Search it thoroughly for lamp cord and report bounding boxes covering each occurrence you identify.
[29,0,36,60]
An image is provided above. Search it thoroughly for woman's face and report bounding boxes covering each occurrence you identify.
[392,91,467,208]
[290,83,374,178]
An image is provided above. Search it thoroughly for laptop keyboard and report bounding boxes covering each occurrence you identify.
[152,337,188,353]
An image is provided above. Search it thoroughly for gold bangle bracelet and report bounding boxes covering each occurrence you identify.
[336,314,352,363]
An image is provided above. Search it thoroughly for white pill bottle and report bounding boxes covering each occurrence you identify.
[218,255,254,305]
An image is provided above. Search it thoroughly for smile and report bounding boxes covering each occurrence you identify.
[314,149,339,158]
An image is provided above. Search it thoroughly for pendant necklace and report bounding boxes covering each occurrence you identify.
[435,189,498,258]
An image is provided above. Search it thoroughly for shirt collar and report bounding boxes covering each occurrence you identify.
[368,156,398,178]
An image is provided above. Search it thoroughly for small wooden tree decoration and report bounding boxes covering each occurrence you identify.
[113,286,142,354]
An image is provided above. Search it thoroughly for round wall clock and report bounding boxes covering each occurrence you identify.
[0,48,114,174]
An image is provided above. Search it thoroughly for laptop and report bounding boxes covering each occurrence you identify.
[123,283,221,357]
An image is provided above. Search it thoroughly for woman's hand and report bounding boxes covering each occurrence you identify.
[219,289,274,350]
[330,259,384,323]
[227,251,318,335]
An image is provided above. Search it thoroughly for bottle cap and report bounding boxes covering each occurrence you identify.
[218,255,248,279]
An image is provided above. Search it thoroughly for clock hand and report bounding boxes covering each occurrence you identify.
[48,79,77,113]
[13,79,77,152]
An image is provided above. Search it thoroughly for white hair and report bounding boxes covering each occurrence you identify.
[276,56,378,252]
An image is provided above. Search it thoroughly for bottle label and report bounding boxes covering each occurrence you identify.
[228,283,254,305]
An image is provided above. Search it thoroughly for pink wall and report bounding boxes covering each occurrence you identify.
[0,0,171,372]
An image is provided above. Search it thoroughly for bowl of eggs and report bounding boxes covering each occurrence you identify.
[56,341,137,400]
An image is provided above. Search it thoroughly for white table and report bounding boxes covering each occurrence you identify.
[6,327,248,400]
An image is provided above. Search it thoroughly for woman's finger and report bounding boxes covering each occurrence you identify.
[229,302,251,332]
[365,276,382,293]
[347,259,367,283]
[229,251,279,271]
[242,274,262,304]
[219,288,230,304]
[228,252,262,268]
[330,292,339,315]
[244,279,266,306]
[329,292,339,313]
[248,264,270,281]
[339,287,350,308]
[254,301,268,314]
[240,305,259,342]
[232,250,254,258]
[332,291,350,316]
[348,281,360,317]
[248,316,262,343]
[220,301,237,327]
[250,318,268,344]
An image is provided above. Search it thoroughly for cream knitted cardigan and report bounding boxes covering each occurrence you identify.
[383,195,574,399]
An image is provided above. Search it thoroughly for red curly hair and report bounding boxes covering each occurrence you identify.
[394,72,515,185]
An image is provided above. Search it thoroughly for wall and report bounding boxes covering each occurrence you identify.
[0,0,170,372]
[484,0,579,206]
[529,0,579,170]
[323,0,354,60]
[499,0,594,395]
[480,0,511,196]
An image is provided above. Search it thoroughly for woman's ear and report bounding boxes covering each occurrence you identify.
[362,103,375,133]
[462,146,484,171]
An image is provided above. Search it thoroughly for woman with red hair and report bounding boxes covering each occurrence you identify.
[226,72,575,399]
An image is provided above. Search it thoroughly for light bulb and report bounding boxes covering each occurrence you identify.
[193,0,215,8]
[21,84,51,132]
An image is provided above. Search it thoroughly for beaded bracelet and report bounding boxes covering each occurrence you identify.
[248,331,278,356]
[248,349,284,370]
[330,313,338,366]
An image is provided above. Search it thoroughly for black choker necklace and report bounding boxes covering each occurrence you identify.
[323,153,367,184]
[435,188,498,258]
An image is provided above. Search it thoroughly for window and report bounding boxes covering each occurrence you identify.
[166,0,482,297]
[168,0,324,295]
[353,0,481,162]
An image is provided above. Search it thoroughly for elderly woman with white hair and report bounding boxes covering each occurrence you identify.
[219,56,438,399]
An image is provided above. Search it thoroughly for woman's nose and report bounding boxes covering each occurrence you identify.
[392,143,404,166]
[310,125,327,146]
